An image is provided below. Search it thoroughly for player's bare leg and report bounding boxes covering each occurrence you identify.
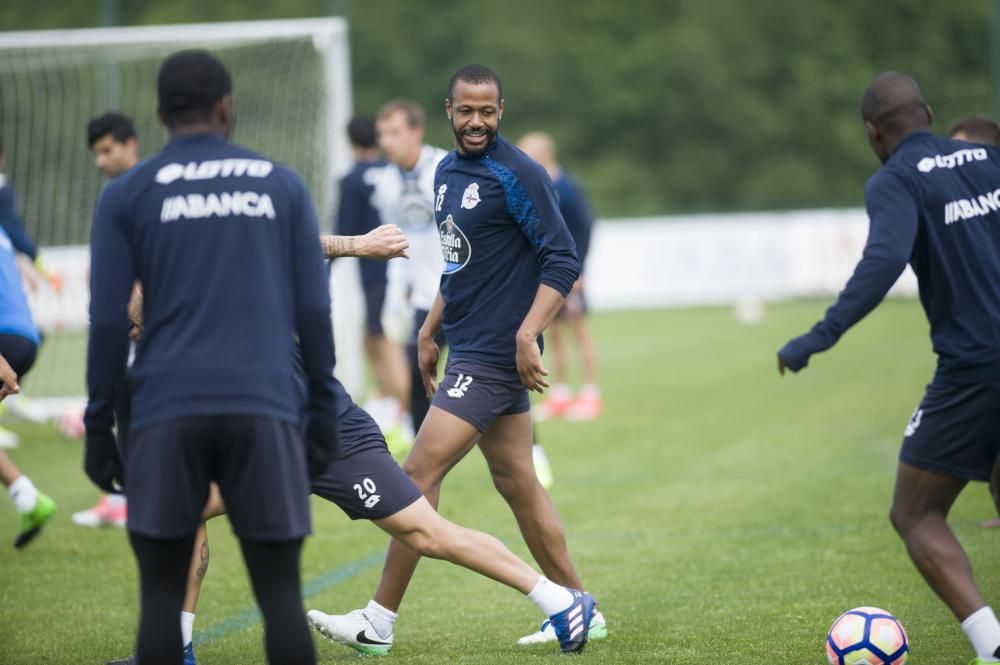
[549,322,569,386]
[979,455,1000,528]
[367,336,411,413]
[374,496,538,592]
[371,406,480,611]
[570,313,599,388]
[183,524,209,614]
[478,411,583,590]
[889,462,982,619]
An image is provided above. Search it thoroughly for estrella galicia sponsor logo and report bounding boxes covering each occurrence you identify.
[916,148,988,173]
[460,182,481,209]
[439,214,471,274]
[155,158,273,185]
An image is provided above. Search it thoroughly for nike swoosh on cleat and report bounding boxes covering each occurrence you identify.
[355,630,392,646]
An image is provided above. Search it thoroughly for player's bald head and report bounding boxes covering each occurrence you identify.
[517,131,557,167]
[861,72,929,131]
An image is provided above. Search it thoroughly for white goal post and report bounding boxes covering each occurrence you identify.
[0,17,366,411]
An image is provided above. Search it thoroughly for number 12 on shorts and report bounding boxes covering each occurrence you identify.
[353,477,381,509]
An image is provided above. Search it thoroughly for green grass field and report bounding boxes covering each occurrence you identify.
[1,300,996,664]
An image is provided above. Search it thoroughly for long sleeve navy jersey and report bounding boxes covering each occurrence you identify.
[86,133,343,439]
[435,135,580,367]
[0,175,38,260]
[781,131,1000,384]
[554,173,594,268]
[334,159,387,289]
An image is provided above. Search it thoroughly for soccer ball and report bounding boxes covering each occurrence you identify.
[826,607,908,665]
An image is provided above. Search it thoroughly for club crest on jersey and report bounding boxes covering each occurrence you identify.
[461,182,481,209]
[439,214,471,274]
[436,184,447,211]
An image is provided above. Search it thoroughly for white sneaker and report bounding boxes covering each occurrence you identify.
[0,426,19,448]
[307,608,393,656]
[532,444,554,489]
[517,609,607,645]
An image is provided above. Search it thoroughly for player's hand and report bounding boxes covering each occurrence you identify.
[516,334,550,393]
[305,417,340,480]
[360,225,409,260]
[84,430,123,494]
[0,355,19,402]
[418,333,440,398]
[777,354,790,376]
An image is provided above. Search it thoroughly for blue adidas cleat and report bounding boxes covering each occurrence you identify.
[547,590,596,653]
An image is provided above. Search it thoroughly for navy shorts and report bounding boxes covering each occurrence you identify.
[899,382,1000,482]
[430,359,530,433]
[363,284,387,337]
[310,405,422,520]
[124,415,311,541]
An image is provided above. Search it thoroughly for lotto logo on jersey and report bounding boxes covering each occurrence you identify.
[155,158,274,184]
[439,214,471,274]
[916,148,988,173]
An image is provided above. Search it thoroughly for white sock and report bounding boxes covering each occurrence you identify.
[579,384,600,397]
[106,493,126,508]
[180,611,195,647]
[962,606,1000,661]
[364,599,397,639]
[527,576,575,617]
[8,475,38,513]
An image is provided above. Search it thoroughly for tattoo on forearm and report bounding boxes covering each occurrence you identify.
[196,540,209,578]
[320,235,357,258]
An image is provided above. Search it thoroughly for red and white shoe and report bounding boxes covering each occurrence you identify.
[566,386,603,422]
[72,494,127,528]
[536,385,573,421]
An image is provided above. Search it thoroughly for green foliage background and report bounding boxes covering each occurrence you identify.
[0,0,993,216]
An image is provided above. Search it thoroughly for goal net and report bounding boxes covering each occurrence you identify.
[0,17,364,414]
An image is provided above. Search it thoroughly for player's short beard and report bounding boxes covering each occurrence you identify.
[452,118,497,157]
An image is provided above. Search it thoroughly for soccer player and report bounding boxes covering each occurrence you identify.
[949,114,1000,147]
[84,50,339,665]
[778,72,1000,664]
[309,64,604,653]
[74,111,142,530]
[0,215,54,548]
[369,100,448,437]
[517,131,601,423]
[335,116,410,442]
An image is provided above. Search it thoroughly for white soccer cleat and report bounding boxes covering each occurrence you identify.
[71,495,126,528]
[307,608,393,656]
[517,608,607,645]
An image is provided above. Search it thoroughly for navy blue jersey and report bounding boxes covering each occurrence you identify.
[781,131,1000,384]
[86,133,341,438]
[334,159,387,289]
[435,135,580,367]
[0,175,38,260]
[554,173,594,268]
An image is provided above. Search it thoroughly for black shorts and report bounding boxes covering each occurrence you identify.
[899,382,1000,482]
[0,333,37,379]
[430,359,530,433]
[363,284,387,337]
[124,415,311,541]
[310,405,422,520]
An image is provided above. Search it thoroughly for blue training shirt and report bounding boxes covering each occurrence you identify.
[334,159,387,290]
[0,226,40,345]
[0,175,38,260]
[780,131,1000,384]
[435,134,580,367]
[86,132,343,438]
[554,173,594,268]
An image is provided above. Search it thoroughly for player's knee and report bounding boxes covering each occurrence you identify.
[402,524,448,559]
[888,501,922,537]
[490,467,535,502]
